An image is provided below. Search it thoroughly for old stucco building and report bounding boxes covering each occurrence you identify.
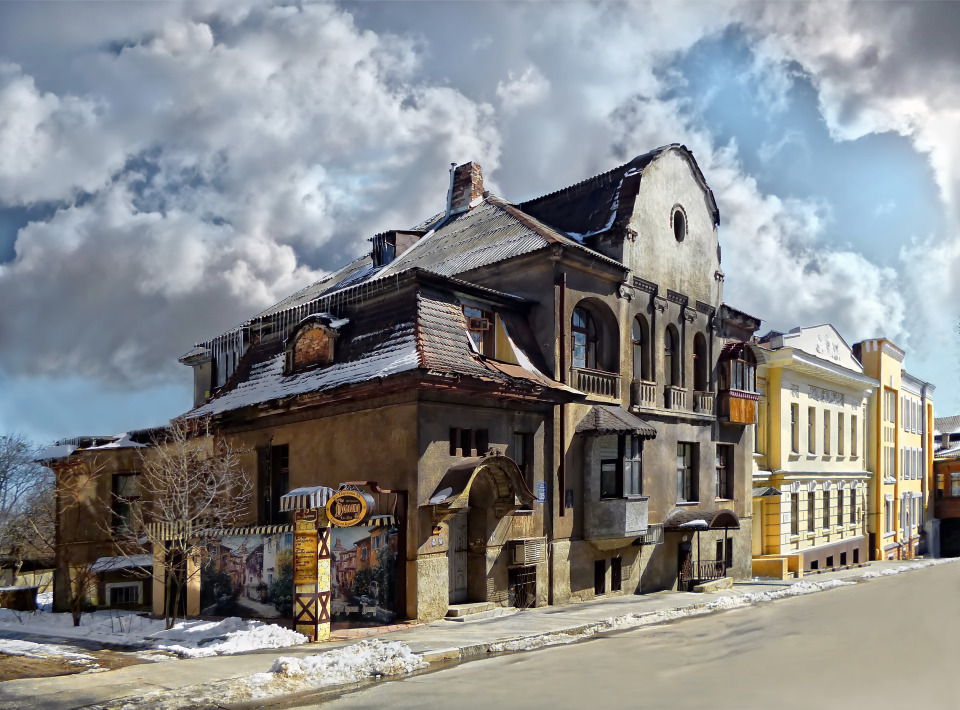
[49,145,762,622]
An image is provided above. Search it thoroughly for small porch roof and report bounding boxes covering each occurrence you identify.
[279,486,337,512]
[574,405,657,438]
[663,507,741,532]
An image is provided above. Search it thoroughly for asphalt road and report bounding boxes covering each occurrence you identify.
[314,563,960,710]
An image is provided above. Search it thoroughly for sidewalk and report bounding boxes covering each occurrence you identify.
[0,559,949,710]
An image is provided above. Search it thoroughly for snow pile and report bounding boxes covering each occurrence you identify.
[0,607,164,646]
[257,639,425,686]
[0,606,306,657]
[0,639,102,672]
[35,591,52,611]
[861,558,952,578]
[149,617,307,658]
[740,578,853,602]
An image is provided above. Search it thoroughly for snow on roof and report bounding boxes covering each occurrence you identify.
[34,444,77,462]
[87,433,147,450]
[188,323,420,418]
[678,519,709,529]
[90,554,153,573]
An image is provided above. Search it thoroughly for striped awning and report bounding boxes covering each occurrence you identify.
[280,485,336,512]
[145,522,295,540]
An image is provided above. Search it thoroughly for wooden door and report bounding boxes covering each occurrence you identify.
[448,514,468,603]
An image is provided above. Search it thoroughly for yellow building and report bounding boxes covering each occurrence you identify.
[853,339,935,560]
[752,326,877,578]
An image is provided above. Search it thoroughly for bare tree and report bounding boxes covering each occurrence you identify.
[26,456,107,626]
[0,434,54,585]
[120,419,253,629]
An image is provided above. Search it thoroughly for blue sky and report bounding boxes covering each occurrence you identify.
[0,1,956,444]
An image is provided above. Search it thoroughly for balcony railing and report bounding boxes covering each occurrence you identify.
[630,380,657,409]
[573,367,620,398]
[693,390,714,415]
[664,385,687,411]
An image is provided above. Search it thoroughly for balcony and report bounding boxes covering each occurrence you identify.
[630,380,657,409]
[573,367,620,398]
[717,389,759,424]
[584,495,649,546]
[664,385,687,411]
[935,495,960,520]
[693,391,714,415]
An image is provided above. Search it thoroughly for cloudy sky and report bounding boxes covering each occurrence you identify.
[0,0,956,444]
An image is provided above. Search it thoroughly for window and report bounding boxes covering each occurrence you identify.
[693,333,708,392]
[715,445,733,500]
[791,404,799,454]
[600,460,619,499]
[632,316,651,382]
[572,307,598,370]
[807,491,816,532]
[838,413,844,456]
[808,407,816,454]
[823,411,831,455]
[790,494,799,535]
[623,435,643,497]
[513,432,534,488]
[885,499,893,533]
[672,205,687,242]
[258,445,289,525]
[823,490,831,529]
[449,428,489,457]
[664,326,680,386]
[112,473,141,535]
[676,443,697,502]
[850,490,857,524]
[601,435,644,499]
[717,345,757,394]
[106,582,141,606]
[463,306,494,357]
[715,538,733,568]
[594,559,606,595]
[851,416,858,457]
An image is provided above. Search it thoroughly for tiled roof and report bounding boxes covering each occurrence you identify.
[935,415,960,436]
[187,284,568,419]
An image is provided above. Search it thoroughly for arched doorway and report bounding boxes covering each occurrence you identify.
[429,455,536,606]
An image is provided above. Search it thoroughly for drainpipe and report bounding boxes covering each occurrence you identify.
[445,163,456,218]
[558,273,567,518]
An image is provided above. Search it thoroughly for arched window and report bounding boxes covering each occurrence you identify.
[632,316,651,381]
[572,307,598,370]
[693,332,707,391]
[664,325,680,386]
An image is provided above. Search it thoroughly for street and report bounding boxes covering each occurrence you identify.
[316,562,959,710]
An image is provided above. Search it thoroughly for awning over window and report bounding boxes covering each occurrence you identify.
[280,485,336,512]
[752,486,782,498]
[663,507,741,532]
[90,554,153,573]
[574,405,656,438]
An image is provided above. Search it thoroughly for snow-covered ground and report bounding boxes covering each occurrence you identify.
[0,605,306,657]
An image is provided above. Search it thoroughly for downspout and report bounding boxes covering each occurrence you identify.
[558,273,567,518]
[445,163,456,218]
[920,383,930,555]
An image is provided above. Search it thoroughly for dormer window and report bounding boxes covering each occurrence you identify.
[717,341,759,425]
[284,314,347,375]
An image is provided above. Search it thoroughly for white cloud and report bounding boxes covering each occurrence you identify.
[496,66,550,114]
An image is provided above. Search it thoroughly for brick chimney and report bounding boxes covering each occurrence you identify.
[447,161,484,216]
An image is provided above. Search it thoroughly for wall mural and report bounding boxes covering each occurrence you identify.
[199,525,399,625]
[330,525,399,625]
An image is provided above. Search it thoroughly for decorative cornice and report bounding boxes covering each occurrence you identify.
[632,276,658,295]
[666,289,688,306]
[695,300,715,316]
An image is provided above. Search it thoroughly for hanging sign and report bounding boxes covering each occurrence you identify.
[325,490,369,527]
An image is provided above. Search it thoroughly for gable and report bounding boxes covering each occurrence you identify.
[781,325,862,372]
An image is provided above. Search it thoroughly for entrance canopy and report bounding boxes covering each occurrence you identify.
[575,405,656,438]
[663,507,741,532]
[428,454,535,522]
[280,485,336,512]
